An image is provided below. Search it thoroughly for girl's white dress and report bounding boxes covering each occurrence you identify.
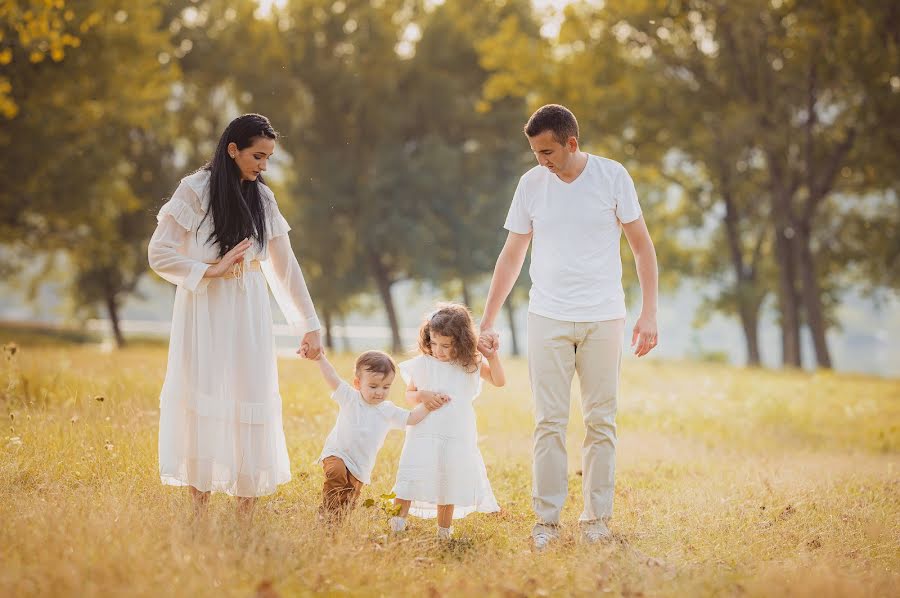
[393,355,499,519]
[148,170,319,497]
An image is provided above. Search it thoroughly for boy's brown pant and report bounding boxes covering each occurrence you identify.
[321,456,363,517]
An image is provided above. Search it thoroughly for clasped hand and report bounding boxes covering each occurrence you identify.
[477,328,500,358]
[423,391,451,411]
[295,330,323,360]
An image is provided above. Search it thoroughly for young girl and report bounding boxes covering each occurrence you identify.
[390,303,506,539]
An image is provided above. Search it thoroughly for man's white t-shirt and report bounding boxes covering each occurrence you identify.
[504,154,642,322]
[318,381,410,484]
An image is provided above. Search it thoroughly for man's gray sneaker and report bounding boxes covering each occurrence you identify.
[534,531,556,551]
[580,519,612,544]
[531,523,560,551]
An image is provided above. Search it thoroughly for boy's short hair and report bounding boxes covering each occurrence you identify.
[524,104,579,146]
[354,350,397,378]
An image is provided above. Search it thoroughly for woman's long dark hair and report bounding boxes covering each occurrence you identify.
[199,113,278,257]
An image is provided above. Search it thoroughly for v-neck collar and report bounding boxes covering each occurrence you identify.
[550,153,591,186]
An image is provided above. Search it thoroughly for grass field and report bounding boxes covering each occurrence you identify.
[1,339,898,597]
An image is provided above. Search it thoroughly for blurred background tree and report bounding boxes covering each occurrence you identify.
[480,0,899,367]
[1,1,179,346]
[1,0,897,366]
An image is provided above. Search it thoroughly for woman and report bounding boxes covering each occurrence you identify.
[148,113,321,513]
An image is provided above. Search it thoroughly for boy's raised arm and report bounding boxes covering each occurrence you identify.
[315,352,343,392]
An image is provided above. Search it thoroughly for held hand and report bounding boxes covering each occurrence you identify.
[423,392,451,411]
[298,345,324,361]
[299,330,323,360]
[207,238,252,278]
[478,334,499,358]
[478,327,500,354]
[631,313,659,357]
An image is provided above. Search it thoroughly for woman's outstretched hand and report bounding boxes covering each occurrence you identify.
[298,330,322,360]
[205,238,252,278]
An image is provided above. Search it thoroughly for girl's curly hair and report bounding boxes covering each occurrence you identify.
[417,303,480,373]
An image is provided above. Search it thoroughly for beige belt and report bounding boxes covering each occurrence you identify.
[206,259,262,280]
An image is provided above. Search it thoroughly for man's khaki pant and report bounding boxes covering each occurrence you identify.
[527,313,624,526]
[321,456,363,517]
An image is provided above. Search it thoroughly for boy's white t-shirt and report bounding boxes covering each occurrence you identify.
[318,381,410,484]
[504,154,642,322]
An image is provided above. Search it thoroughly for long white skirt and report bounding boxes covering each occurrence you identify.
[158,272,291,497]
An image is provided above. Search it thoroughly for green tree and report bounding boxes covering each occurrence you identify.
[478,1,698,359]
[0,0,98,118]
[401,0,533,308]
[609,0,900,368]
[0,2,179,345]
[245,0,430,352]
[146,0,378,348]
[504,0,900,368]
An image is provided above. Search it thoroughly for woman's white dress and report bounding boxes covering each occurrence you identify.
[148,170,319,497]
[393,355,499,519]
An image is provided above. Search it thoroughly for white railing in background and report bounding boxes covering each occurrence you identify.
[83,319,516,355]
[84,319,425,339]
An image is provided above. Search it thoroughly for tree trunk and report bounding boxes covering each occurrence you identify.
[738,299,762,366]
[322,309,334,351]
[504,298,520,356]
[774,229,802,368]
[104,290,126,349]
[769,187,802,368]
[721,191,764,367]
[795,226,832,368]
[460,278,472,309]
[368,253,402,353]
[341,315,352,353]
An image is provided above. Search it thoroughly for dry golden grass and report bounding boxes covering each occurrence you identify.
[1,342,897,597]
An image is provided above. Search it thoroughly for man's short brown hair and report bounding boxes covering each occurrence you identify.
[354,350,397,378]
[524,104,579,145]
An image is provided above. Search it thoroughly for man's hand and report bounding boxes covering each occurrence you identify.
[478,333,499,358]
[478,326,500,355]
[298,329,323,360]
[631,313,658,357]
[423,392,451,411]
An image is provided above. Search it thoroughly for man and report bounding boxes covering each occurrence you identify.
[478,104,659,550]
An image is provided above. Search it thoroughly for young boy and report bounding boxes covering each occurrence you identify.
[314,350,446,519]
